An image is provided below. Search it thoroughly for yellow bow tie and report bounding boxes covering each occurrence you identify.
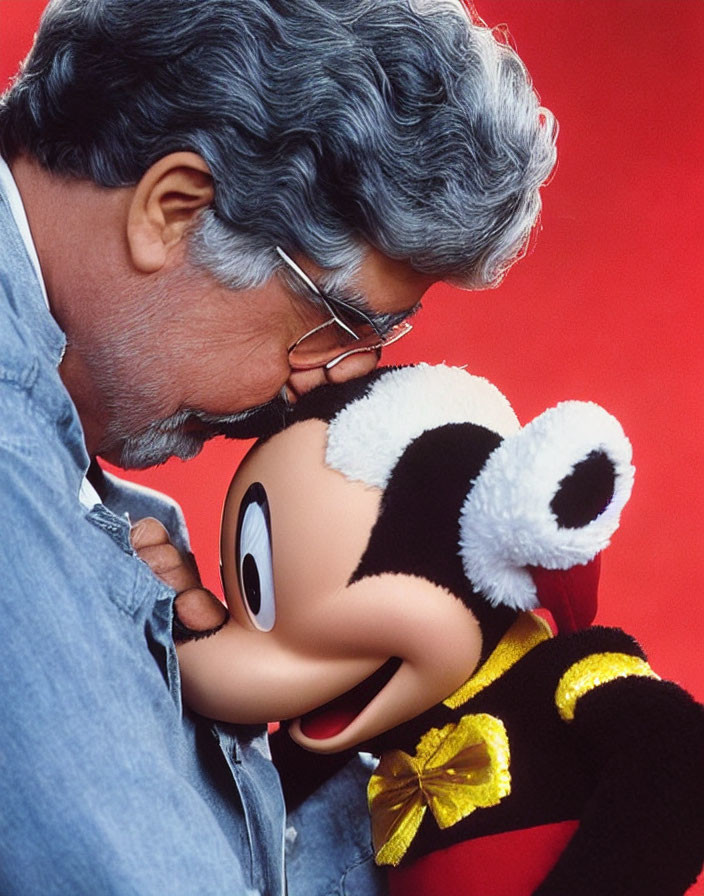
[368,713,511,866]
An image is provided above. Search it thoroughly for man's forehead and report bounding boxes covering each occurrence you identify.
[346,245,435,316]
[309,245,434,323]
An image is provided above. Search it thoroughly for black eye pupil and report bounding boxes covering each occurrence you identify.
[242,553,261,615]
[551,450,616,529]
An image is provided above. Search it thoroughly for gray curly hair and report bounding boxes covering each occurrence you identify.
[0,0,557,289]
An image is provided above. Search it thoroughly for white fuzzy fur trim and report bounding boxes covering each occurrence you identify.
[325,364,520,488]
[459,401,635,611]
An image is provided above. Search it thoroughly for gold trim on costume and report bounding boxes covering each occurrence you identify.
[555,652,659,722]
[444,612,552,709]
[368,713,511,866]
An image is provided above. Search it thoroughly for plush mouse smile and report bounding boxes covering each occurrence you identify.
[298,658,402,740]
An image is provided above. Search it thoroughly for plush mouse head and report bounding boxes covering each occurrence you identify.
[181,365,634,753]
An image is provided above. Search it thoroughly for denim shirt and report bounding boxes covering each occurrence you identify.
[0,169,385,896]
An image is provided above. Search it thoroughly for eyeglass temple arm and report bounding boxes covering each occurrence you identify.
[275,246,360,341]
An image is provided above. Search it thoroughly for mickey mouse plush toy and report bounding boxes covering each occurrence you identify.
[137,364,704,896]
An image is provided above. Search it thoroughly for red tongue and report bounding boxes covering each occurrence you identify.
[299,676,374,740]
[528,555,601,634]
[300,707,358,740]
[298,658,402,740]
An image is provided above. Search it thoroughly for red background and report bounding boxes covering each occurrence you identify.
[3,0,703,714]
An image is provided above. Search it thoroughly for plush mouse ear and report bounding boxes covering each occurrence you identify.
[458,401,635,612]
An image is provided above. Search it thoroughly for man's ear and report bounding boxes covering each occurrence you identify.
[126,152,214,273]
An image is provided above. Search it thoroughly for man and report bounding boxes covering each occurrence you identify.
[0,1,556,893]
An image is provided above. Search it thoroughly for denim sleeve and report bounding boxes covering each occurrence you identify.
[0,388,257,895]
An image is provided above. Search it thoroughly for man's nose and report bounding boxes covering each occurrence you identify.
[286,348,381,402]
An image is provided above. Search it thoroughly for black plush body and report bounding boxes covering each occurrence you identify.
[361,619,704,895]
[276,619,704,895]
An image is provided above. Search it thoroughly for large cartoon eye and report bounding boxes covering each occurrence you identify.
[235,482,275,631]
[458,401,634,612]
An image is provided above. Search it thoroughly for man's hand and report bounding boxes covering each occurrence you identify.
[130,517,229,641]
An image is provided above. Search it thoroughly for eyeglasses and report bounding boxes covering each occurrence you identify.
[275,246,412,370]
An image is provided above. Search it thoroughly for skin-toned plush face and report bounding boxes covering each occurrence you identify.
[177,417,483,754]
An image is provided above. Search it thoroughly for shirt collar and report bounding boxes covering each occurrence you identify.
[0,156,99,508]
[0,155,50,309]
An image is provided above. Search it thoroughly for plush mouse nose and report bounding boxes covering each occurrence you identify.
[528,555,601,634]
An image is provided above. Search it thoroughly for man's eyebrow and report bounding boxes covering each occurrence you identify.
[275,247,419,337]
[322,286,419,338]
